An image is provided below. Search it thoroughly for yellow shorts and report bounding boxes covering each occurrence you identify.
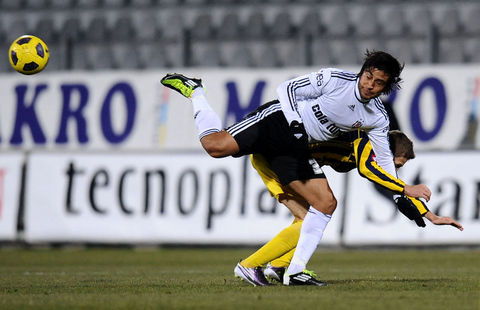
[250,154,293,201]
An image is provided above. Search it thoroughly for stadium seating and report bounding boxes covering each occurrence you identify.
[379,5,406,37]
[435,6,462,37]
[217,11,242,39]
[34,17,58,44]
[0,0,475,71]
[84,16,109,43]
[270,11,296,39]
[190,13,215,40]
[276,39,306,67]
[191,42,223,67]
[300,10,323,37]
[49,0,75,9]
[462,4,480,35]
[60,17,83,41]
[322,6,352,37]
[352,6,379,38]
[464,38,480,63]
[244,12,268,39]
[111,16,136,42]
[405,5,433,36]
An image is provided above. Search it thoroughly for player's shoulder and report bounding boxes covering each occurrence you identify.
[370,97,389,122]
[311,68,356,90]
[327,68,357,82]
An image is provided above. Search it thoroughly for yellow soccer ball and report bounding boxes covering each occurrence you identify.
[9,35,50,75]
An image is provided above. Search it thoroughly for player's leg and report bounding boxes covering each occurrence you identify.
[282,178,336,286]
[261,196,308,282]
[161,73,239,157]
[264,195,312,282]
[264,248,295,282]
[200,131,239,158]
[287,178,337,216]
[235,196,307,286]
[240,196,307,268]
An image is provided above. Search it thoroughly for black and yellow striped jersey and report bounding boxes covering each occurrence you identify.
[251,131,428,216]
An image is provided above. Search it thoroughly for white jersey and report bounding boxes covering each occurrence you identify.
[276,68,396,178]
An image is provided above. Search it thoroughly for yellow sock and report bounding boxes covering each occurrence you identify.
[270,248,295,268]
[241,219,302,268]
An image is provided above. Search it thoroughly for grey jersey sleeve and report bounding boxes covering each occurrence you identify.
[276,69,332,125]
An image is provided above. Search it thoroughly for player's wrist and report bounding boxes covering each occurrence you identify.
[424,211,436,222]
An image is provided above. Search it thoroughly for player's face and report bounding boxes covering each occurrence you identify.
[358,68,389,99]
[394,156,408,170]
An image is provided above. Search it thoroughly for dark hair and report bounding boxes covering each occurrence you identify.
[358,50,404,95]
[388,130,415,159]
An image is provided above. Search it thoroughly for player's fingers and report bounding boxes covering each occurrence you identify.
[441,217,463,231]
[421,191,430,202]
[452,221,464,231]
[422,185,431,201]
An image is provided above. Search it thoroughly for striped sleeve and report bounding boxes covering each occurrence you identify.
[276,69,331,126]
[354,137,406,194]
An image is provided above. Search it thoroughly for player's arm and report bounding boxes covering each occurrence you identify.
[366,126,431,201]
[354,137,433,225]
[395,196,429,227]
[354,137,406,194]
[396,196,463,230]
[276,69,331,126]
[424,210,464,231]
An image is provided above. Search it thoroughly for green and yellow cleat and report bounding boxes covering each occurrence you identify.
[283,269,327,286]
[160,73,203,98]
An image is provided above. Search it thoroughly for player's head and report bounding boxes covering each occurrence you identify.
[357,50,404,99]
[388,130,415,169]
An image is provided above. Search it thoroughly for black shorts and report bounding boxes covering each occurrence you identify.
[226,100,326,185]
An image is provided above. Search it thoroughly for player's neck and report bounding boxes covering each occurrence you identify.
[355,79,371,104]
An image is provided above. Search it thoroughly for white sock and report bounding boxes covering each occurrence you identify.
[286,207,331,275]
[191,88,222,139]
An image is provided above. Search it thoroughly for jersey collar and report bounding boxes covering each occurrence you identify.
[355,78,371,104]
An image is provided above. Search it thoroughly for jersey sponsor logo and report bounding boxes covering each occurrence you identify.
[348,104,355,111]
[312,104,329,124]
[312,104,342,135]
[316,73,324,87]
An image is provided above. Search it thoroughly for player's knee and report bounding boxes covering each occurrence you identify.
[201,132,239,158]
[202,142,224,158]
[312,194,337,215]
[201,137,228,158]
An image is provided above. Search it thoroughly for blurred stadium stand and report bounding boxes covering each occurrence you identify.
[1,0,478,71]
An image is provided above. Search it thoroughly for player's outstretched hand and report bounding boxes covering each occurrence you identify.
[404,184,431,201]
[425,211,464,231]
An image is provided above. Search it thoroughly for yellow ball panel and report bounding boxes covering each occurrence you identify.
[8,35,50,75]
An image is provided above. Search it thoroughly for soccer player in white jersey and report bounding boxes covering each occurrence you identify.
[161,50,432,286]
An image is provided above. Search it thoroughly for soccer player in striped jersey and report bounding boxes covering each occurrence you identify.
[234,130,463,286]
[160,50,432,286]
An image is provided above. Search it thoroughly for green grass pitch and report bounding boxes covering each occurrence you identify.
[0,247,478,310]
